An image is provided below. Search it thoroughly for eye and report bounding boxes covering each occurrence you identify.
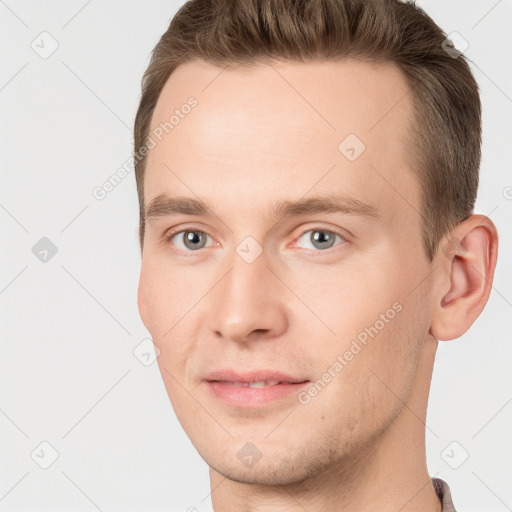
[295,229,345,251]
[169,230,213,251]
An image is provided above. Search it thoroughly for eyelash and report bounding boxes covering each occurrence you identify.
[165,227,348,255]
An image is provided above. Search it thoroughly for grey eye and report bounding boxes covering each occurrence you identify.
[173,230,210,251]
[296,230,343,250]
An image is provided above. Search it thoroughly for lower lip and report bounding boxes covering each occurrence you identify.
[206,381,310,407]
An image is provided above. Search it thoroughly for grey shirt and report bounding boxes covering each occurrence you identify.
[433,477,457,512]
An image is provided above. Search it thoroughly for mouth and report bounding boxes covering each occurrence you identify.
[204,370,310,407]
[217,380,299,388]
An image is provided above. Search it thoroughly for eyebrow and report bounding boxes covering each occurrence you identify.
[144,193,380,222]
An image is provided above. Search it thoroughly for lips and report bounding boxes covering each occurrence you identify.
[204,370,310,407]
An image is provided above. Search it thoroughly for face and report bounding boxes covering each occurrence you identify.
[138,58,435,485]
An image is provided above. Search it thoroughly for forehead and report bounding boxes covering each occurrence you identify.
[145,58,419,222]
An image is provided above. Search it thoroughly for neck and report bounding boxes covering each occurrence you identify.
[209,339,442,512]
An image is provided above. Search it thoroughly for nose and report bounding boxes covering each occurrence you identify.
[207,250,288,345]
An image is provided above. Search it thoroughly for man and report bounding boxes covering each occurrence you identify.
[134,0,498,510]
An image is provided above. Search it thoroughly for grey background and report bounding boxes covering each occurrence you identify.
[1,1,511,510]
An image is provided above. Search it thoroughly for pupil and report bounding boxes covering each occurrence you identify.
[184,231,205,250]
[312,231,334,249]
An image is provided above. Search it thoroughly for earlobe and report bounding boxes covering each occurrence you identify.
[430,215,498,341]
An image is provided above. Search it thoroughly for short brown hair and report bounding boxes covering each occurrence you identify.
[134,0,481,260]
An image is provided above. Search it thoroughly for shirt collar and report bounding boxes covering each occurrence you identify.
[432,477,457,512]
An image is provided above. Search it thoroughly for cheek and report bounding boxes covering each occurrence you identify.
[139,258,202,337]
[300,257,430,409]
[284,260,400,346]
[345,283,431,421]
[139,261,204,391]
[307,301,425,448]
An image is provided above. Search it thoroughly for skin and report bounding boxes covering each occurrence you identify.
[137,58,498,511]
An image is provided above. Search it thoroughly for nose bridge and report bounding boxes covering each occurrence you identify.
[208,246,287,342]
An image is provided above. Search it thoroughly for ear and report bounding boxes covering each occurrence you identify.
[137,271,151,331]
[430,214,498,341]
[137,224,144,256]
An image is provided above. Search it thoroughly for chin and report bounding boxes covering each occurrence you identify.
[210,460,311,486]
[202,442,341,487]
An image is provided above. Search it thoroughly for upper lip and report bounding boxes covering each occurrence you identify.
[205,369,309,384]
